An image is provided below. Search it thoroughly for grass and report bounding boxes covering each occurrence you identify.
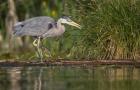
[0,0,140,60]
[60,0,140,59]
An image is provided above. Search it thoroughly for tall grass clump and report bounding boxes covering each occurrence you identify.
[62,0,140,59]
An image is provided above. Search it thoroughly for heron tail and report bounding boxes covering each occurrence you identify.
[13,22,24,36]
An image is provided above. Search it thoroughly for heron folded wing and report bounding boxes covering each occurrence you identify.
[13,16,56,37]
[13,22,25,36]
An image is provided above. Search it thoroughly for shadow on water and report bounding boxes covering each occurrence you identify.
[0,66,140,90]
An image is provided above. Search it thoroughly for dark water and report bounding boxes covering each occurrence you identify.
[0,66,140,90]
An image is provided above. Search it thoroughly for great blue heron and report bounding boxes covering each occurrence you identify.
[13,16,81,61]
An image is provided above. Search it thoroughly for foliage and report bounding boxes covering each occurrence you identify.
[66,0,140,59]
[0,0,140,60]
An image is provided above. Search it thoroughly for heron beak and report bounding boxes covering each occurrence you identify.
[67,21,81,29]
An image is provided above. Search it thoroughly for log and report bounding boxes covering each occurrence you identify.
[0,59,140,67]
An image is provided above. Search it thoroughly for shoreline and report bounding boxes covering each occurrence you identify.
[0,59,140,67]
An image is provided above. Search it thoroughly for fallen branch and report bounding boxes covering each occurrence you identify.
[0,59,140,67]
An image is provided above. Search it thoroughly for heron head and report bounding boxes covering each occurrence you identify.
[59,16,81,29]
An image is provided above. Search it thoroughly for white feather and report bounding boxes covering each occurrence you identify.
[14,22,22,26]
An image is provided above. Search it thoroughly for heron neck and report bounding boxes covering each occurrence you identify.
[57,20,62,29]
[57,19,65,32]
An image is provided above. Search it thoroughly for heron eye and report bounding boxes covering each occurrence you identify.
[67,19,72,22]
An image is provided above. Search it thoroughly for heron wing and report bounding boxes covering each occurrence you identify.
[13,22,24,35]
[13,16,55,37]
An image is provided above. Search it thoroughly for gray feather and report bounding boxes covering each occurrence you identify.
[13,22,24,35]
[13,16,55,37]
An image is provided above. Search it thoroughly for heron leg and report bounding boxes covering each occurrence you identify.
[40,40,52,58]
[33,39,38,47]
[41,46,52,58]
[33,38,43,62]
[37,37,43,62]
[33,39,40,58]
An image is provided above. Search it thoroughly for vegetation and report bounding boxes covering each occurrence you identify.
[0,0,140,60]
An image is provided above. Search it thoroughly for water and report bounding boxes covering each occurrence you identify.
[0,66,140,90]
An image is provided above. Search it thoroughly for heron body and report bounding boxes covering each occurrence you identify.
[13,16,81,62]
[14,16,62,37]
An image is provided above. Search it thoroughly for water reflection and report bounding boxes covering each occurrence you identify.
[8,67,21,90]
[0,66,140,90]
[34,68,42,90]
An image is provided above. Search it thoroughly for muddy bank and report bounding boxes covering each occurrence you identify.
[0,59,140,67]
